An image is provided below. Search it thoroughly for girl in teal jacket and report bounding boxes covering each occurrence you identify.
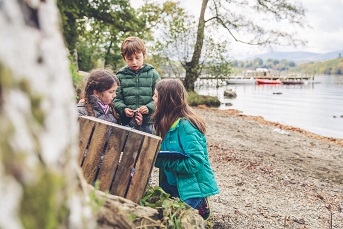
[152,79,219,220]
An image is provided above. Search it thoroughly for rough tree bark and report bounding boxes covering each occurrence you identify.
[185,0,208,92]
[0,1,206,229]
[0,0,93,228]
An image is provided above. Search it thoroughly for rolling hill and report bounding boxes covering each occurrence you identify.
[251,50,343,63]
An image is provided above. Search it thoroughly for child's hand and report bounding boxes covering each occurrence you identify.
[135,112,143,125]
[138,106,149,114]
[124,108,135,117]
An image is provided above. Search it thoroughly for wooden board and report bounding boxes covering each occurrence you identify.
[109,131,143,197]
[81,119,111,184]
[125,136,161,202]
[96,126,127,191]
[78,118,96,165]
[78,116,162,203]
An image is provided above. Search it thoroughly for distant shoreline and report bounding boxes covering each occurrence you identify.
[197,105,343,147]
[196,75,343,140]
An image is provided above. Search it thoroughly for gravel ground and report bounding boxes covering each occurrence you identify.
[154,106,343,229]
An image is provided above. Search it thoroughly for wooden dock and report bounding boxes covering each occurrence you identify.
[229,70,315,81]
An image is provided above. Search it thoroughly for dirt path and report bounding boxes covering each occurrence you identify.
[193,107,343,228]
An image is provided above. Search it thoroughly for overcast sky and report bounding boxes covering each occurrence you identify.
[131,0,343,59]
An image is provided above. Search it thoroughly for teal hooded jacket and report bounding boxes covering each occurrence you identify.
[155,118,220,201]
[114,64,160,125]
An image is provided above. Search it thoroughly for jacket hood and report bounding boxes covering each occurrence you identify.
[117,64,154,75]
[169,118,181,131]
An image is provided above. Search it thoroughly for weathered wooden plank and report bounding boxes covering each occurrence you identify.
[97,126,127,192]
[78,117,96,165]
[82,121,111,184]
[110,131,143,197]
[78,116,162,203]
[125,136,161,202]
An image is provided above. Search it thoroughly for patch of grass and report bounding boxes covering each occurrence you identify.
[188,91,220,107]
[69,57,86,101]
[89,181,106,213]
[140,186,190,228]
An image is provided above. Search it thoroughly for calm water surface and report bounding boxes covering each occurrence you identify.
[195,74,343,139]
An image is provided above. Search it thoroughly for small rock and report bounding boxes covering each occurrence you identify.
[224,89,237,98]
[273,128,290,135]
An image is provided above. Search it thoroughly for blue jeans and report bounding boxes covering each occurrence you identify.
[140,123,153,134]
[160,181,202,209]
[125,123,153,134]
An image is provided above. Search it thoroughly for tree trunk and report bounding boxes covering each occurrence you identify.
[185,0,208,91]
[0,1,92,228]
[73,48,79,71]
[104,40,113,68]
[0,1,208,228]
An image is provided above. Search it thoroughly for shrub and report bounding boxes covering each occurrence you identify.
[188,91,220,107]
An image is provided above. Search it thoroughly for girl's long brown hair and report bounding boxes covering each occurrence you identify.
[81,69,119,117]
[153,79,206,139]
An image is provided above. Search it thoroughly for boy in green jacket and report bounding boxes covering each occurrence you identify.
[114,36,160,134]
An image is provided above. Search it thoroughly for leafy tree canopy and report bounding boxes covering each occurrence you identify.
[58,0,148,71]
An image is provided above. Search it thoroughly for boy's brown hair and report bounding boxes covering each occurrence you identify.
[121,37,146,59]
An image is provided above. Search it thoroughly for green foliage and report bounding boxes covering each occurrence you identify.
[150,1,233,89]
[233,58,299,74]
[149,1,195,78]
[69,56,84,101]
[140,186,190,228]
[200,36,232,81]
[203,61,232,81]
[297,58,343,75]
[188,92,220,107]
[58,0,309,91]
[57,0,79,55]
[58,0,151,71]
[146,54,169,77]
[233,57,343,75]
[89,180,106,213]
[77,40,101,72]
[182,0,307,90]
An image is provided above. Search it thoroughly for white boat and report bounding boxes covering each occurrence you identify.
[226,77,256,84]
[304,80,321,84]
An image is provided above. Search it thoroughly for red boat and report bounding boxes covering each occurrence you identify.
[256,79,281,84]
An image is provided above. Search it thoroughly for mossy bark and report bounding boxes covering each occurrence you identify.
[0,1,87,228]
[0,1,208,229]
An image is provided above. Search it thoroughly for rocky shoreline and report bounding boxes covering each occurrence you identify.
[193,106,342,228]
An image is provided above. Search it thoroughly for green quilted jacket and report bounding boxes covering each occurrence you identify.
[114,64,160,125]
[155,119,220,201]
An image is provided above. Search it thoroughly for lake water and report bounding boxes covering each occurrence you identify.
[195,74,343,139]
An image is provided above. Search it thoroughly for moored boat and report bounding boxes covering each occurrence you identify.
[226,77,256,84]
[256,79,281,84]
[281,80,304,85]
